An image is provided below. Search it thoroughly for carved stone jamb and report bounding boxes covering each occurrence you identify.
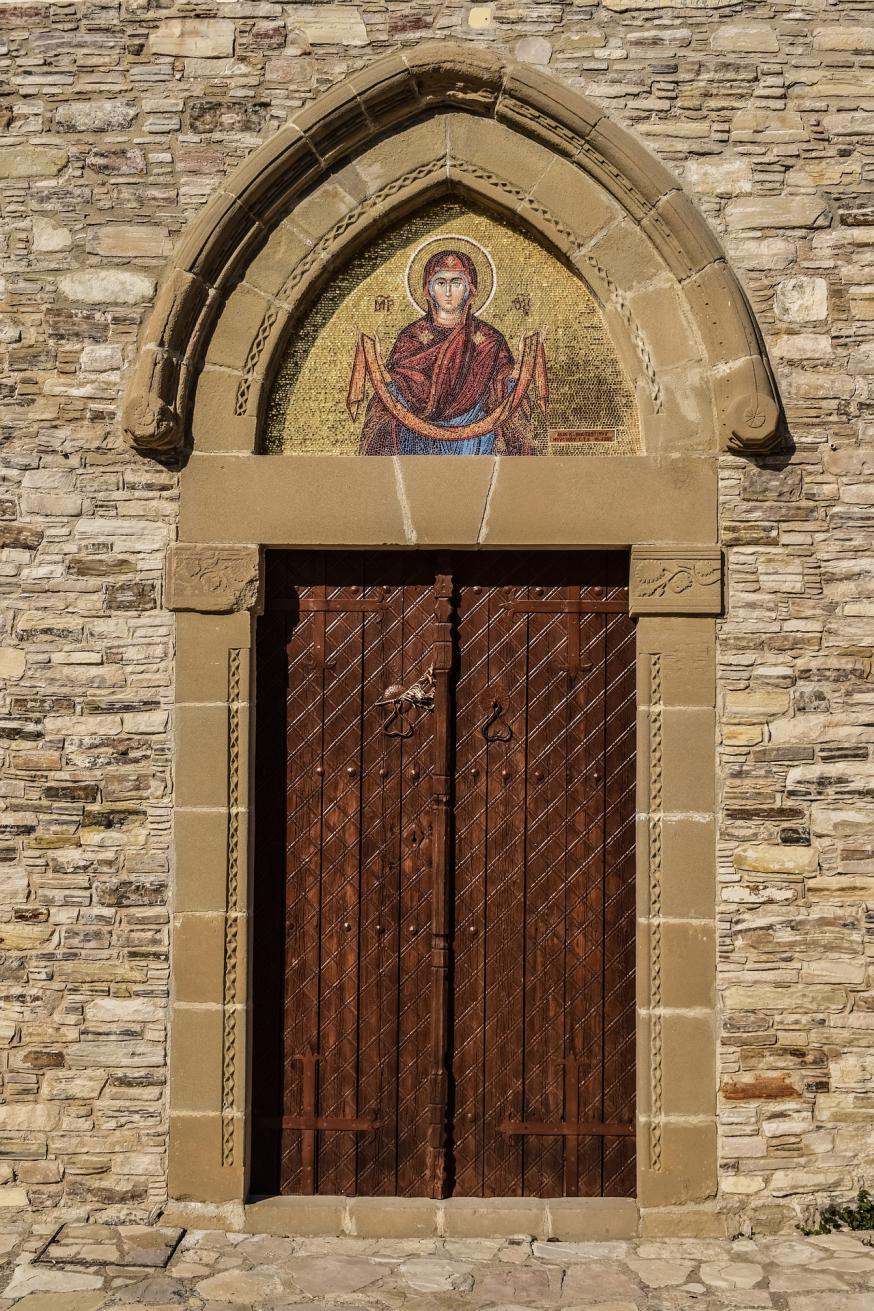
[630,547,723,617]
[166,543,263,615]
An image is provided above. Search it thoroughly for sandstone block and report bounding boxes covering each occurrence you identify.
[684,155,753,197]
[20,491,83,517]
[770,1169,853,1197]
[32,217,72,252]
[80,344,122,373]
[349,1196,436,1237]
[86,224,170,258]
[723,688,791,721]
[774,276,828,322]
[823,111,874,137]
[150,18,235,57]
[726,196,828,228]
[167,543,261,613]
[813,25,874,49]
[722,984,847,1012]
[516,35,552,64]
[786,764,874,800]
[0,648,26,680]
[291,5,368,45]
[55,100,137,132]
[731,110,806,142]
[0,146,67,178]
[604,0,736,8]
[59,270,156,305]
[732,843,818,875]
[0,924,54,949]
[712,22,779,51]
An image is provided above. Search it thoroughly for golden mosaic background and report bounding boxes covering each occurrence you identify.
[264,202,640,456]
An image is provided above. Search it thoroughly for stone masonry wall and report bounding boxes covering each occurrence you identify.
[0,1,872,1229]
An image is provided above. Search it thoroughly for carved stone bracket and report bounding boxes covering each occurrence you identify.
[166,543,262,614]
[630,547,722,616]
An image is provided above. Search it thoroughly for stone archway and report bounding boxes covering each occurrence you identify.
[136,43,780,1237]
[124,42,779,463]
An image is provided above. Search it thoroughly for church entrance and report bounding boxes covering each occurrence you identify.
[251,551,636,1200]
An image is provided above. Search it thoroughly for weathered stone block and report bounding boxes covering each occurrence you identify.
[150,19,235,57]
[291,5,368,45]
[774,276,828,323]
[0,146,68,178]
[166,544,261,614]
[55,100,137,132]
[58,270,156,305]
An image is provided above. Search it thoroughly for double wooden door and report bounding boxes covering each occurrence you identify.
[252,551,636,1199]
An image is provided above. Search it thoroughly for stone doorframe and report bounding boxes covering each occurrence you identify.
[125,42,783,1238]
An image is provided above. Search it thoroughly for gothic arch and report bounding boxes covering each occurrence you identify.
[123,42,780,460]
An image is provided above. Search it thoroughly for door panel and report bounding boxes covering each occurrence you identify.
[251,551,636,1199]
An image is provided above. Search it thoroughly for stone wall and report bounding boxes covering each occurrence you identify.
[0,1,871,1228]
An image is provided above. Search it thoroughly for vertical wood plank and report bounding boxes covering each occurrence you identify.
[452,569,490,1196]
[315,554,364,1194]
[357,554,405,1195]
[481,558,528,1197]
[396,565,435,1196]
[281,552,326,1193]
[565,568,608,1197]
[426,560,454,1197]
[522,567,567,1197]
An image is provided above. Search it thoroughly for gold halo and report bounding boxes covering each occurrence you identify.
[404,234,496,314]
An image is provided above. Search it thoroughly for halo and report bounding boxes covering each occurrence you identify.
[404,233,496,314]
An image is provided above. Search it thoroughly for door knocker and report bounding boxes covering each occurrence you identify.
[377,665,435,738]
[481,698,513,743]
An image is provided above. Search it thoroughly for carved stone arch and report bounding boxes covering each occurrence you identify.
[123,42,780,459]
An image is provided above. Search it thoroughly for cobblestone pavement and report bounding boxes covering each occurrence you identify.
[0,1212,873,1310]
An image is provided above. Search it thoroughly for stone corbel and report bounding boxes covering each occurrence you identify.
[630,546,722,616]
[166,543,263,614]
[720,354,781,455]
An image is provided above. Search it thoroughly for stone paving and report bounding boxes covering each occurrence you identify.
[0,1212,873,1310]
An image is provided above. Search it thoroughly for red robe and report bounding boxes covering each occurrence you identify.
[359,310,533,455]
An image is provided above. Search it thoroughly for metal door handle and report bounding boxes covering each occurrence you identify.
[481,699,512,742]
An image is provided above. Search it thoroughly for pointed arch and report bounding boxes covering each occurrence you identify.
[123,42,779,459]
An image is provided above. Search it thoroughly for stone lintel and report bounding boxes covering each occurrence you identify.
[630,546,722,616]
[166,543,262,614]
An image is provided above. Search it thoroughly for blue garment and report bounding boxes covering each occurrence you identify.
[392,379,515,456]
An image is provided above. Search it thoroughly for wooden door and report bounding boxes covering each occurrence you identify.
[251,551,636,1199]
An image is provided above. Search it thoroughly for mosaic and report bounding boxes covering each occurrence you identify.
[264,203,640,456]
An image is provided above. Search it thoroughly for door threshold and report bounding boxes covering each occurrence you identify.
[238,1194,639,1240]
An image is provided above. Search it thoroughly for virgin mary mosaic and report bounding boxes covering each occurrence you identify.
[264,203,639,456]
[347,238,548,456]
